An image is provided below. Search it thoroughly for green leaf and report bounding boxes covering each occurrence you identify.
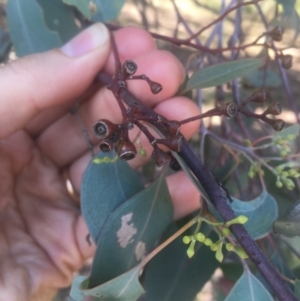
[276,0,296,15]
[62,0,92,19]
[242,69,282,88]
[36,0,79,44]
[274,124,300,140]
[63,0,125,21]
[0,30,11,63]
[70,267,144,301]
[225,270,274,301]
[88,170,173,288]
[7,0,62,56]
[81,151,144,243]
[171,152,211,203]
[142,223,219,301]
[273,200,300,237]
[185,59,264,91]
[295,279,300,299]
[230,191,278,239]
[221,262,243,282]
[91,0,125,22]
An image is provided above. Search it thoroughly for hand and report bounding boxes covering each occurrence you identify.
[0,23,201,301]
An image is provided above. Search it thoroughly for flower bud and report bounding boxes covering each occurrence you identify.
[263,102,282,116]
[268,26,284,41]
[276,180,283,188]
[187,240,196,258]
[225,243,234,251]
[182,236,191,244]
[122,60,138,76]
[195,232,205,242]
[282,178,295,190]
[222,227,231,236]
[224,215,248,227]
[215,242,224,262]
[93,119,118,139]
[204,238,212,246]
[233,246,248,259]
[210,243,217,251]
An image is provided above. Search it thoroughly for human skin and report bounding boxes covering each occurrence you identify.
[0,23,200,301]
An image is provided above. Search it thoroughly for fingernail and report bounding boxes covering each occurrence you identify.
[61,23,109,57]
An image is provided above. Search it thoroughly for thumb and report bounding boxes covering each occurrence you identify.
[0,23,110,138]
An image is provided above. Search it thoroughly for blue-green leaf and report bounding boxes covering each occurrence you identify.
[276,0,296,15]
[225,270,274,301]
[62,0,125,21]
[62,0,92,19]
[274,124,300,140]
[230,191,278,239]
[171,152,211,203]
[273,200,300,237]
[242,69,282,88]
[88,170,173,288]
[295,279,300,299]
[7,0,62,56]
[143,223,219,301]
[91,0,125,22]
[0,30,11,62]
[70,267,144,301]
[185,59,264,91]
[81,151,144,243]
[36,0,79,44]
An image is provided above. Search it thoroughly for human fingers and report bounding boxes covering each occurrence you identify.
[0,23,111,139]
[37,50,185,167]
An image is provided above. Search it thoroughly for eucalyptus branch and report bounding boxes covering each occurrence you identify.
[96,70,297,301]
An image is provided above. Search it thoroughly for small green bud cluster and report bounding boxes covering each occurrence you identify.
[273,134,295,158]
[243,139,252,147]
[275,163,299,190]
[248,162,260,179]
[138,148,147,157]
[182,215,248,261]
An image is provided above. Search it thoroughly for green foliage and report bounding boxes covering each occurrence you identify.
[142,224,219,301]
[295,279,300,299]
[243,69,282,88]
[230,192,278,239]
[81,151,144,243]
[70,268,144,301]
[37,0,79,43]
[210,191,278,240]
[224,270,274,301]
[88,168,173,287]
[4,1,300,300]
[185,59,264,91]
[62,0,125,22]
[273,200,300,237]
[7,0,62,56]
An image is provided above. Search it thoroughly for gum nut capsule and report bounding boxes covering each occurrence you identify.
[123,60,138,76]
[93,119,117,139]
[117,139,137,161]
